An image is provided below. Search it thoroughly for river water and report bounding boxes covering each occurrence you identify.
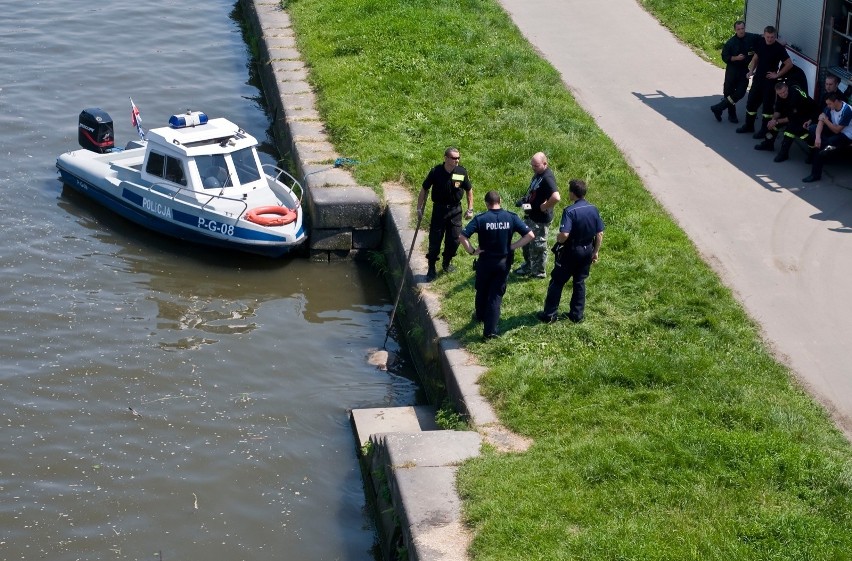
[0,2,420,560]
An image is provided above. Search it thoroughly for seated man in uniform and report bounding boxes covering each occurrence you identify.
[753,81,817,163]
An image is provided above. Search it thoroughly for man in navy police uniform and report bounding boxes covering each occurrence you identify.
[459,191,534,340]
[538,179,604,324]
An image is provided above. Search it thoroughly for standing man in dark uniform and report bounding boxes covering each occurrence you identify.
[736,25,793,138]
[711,20,758,123]
[514,152,561,279]
[537,179,604,325]
[459,191,534,340]
[418,147,474,281]
[753,81,817,162]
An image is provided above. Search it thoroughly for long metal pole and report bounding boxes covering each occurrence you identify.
[383,209,424,349]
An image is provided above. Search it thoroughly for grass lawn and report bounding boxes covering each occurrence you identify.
[638,0,745,64]
[283,0,852,558]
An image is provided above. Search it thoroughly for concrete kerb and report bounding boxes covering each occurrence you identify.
[381,182,532,454]
[352,183,530,560]
[371,431,481,561]
[241,0,382,258]
[243,1,532,557]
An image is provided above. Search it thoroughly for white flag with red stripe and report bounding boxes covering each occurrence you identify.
[129,97,145,139]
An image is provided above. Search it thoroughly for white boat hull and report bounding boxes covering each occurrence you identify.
[56,133,307,257]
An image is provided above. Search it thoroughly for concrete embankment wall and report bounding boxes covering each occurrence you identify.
[240,0,382,261]
[240,3,531,559]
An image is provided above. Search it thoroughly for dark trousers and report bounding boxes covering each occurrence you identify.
[807,129,852,178]
[765,120,809,147]
[427,204,462,264]
[745,77,777,118]
[543,244,594,321]
[475,255,511,337]
[723,71,748,105]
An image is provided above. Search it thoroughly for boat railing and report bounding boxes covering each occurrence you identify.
[262,164,304,210]
[147,182,249,222]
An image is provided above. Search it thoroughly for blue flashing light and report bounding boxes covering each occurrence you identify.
[169,111,209,129]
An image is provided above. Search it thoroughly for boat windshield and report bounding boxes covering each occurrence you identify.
[232,147,262,185]
[197,154,232,189]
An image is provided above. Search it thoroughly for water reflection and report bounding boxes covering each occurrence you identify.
[0,0,421,554]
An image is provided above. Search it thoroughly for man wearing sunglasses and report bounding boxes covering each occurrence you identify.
[418,147,474,281]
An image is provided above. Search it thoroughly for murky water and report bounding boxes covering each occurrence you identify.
[0,2,419,559]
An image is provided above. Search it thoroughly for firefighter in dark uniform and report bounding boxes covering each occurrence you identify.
[459,191,534,340]
[418,147,474,281]
[753,81,817,162]
[537,179,604,325]
[737,25,793,139]
[711,20,758,123]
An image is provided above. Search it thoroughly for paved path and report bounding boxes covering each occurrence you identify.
[499,0,852,437]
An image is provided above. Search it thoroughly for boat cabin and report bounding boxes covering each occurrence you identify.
[745,0,852,97]
[140,113,266,194]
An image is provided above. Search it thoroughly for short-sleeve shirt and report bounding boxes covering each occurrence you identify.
[753,39,790,77]
[559,199,604,245]
[524,167,559,224]
[826,101,852,139]
[422,164,472,206]
[462,208,531,257]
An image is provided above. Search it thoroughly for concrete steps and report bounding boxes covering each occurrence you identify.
[351,406,480,561]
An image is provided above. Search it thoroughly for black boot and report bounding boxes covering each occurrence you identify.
[736,113,755,133]
[727,104,739,123]
[752,119,769,139]
[426,261,437,282]
[710,99,726,122]
[774,139,791,162]
[442,259,456,274]
[754,138,775,151]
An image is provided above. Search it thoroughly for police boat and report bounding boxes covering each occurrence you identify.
[56,107,307,257]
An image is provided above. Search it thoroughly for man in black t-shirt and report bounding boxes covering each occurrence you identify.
[513,152,560,279]
[459,191,534,340]
[417,147,474,281]
[736,26,793,139]
[711,20,758,123]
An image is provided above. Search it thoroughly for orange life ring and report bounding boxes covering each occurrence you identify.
[245,205,297,227]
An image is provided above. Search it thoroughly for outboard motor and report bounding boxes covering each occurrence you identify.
[78,108,114,153]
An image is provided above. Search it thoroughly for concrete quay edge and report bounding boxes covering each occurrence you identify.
[380,182,532,453]
[240,0,382,260]
[241,1,532,558]
[364,431,482,561]
[349,183,532,560]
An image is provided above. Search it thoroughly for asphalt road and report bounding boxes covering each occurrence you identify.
[499,0,852,437]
